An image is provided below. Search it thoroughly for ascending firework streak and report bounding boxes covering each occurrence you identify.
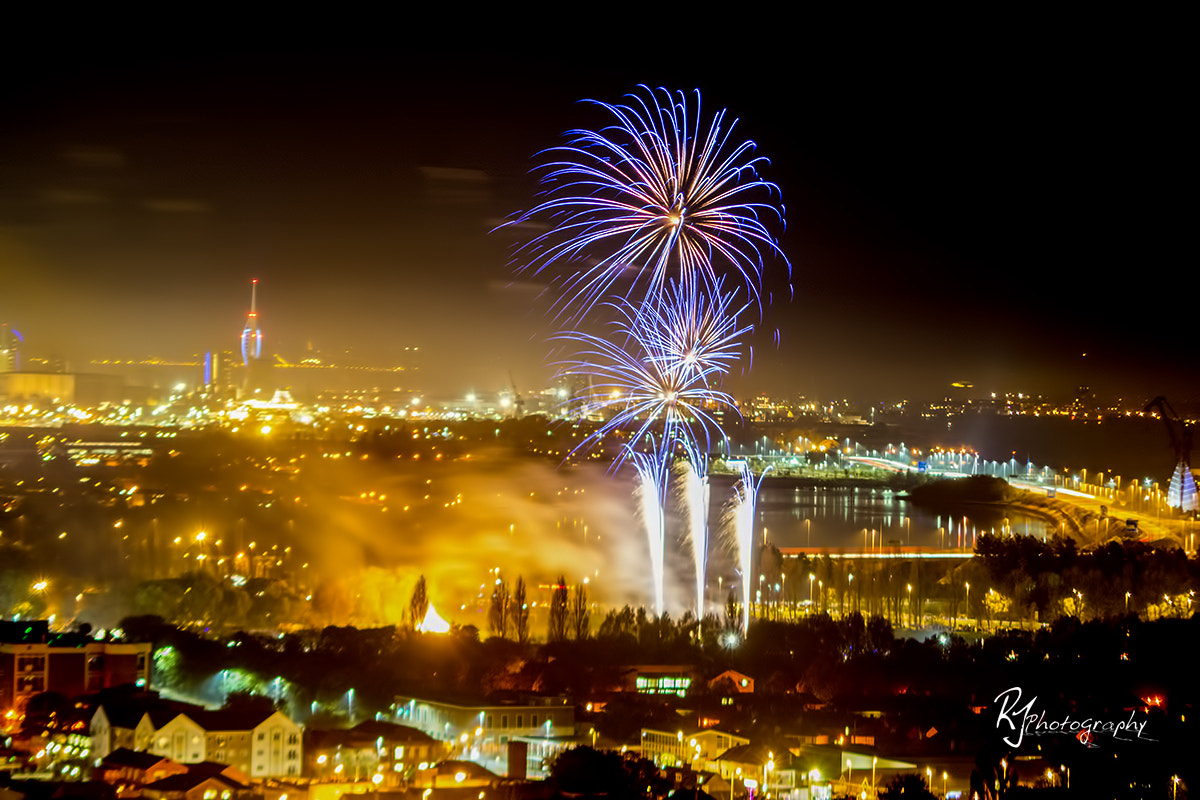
[508,85,788,320]
[726,464,768,633]
[632,452,668,616]
[676,457,711,618]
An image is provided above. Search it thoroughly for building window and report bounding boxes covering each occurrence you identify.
[501,715,508,728]
[17,656,46,672]
[516,715,523,728]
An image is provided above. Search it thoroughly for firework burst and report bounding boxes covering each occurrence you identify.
[508,85,788,319]
[556,281,747,471]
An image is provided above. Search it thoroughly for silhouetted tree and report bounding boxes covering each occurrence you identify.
[513,576,530,644]
[408,575,428,630]
[222,691,279,715]
[724,589,741,634]
[488,578,510,638]
[569,583,589,640]
[879,773,936,799]
[548,575,569,642]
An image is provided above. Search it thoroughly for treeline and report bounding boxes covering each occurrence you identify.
[967,533,1199,624]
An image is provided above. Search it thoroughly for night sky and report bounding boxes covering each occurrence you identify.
[0,27,1191,403]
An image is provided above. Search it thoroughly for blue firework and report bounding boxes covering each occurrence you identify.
[508,85,788,319]
[557,281,747,470]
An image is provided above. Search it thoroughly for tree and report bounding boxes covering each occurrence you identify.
[724,589,741,634]
[488,578,510,638]
[222,691,279,715]
[550,747,629,796]
[408,575,428,630]
[513,577,530,644]
[879,774,936,800]
[569,583,589,640]
[548,575,569,642]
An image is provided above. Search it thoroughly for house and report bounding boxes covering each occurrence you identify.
[305,720,446,785]
[0,622,151,712]
[141,769,250,800]
[410,760,499,789]
[91,697,302,780]
[391,694,573,777]
[619,665,696,697]
[148,709,302,779]
[640,727,750,769]
[708,670,754,695]
[713,744,804,799]
[96,749,188,796]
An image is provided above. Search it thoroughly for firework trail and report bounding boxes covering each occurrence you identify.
[507,85,788,320]
[676,458,711,619]
[724,463,768,633]
[632,451,667,616]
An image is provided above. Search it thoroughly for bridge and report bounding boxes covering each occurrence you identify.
[779,546,973,560]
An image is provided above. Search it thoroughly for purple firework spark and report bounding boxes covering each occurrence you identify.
[508,85,788,320]
[557,279,748,471]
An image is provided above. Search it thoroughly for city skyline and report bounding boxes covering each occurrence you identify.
[0,37,1191,404]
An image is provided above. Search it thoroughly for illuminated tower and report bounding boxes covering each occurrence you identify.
[0,324,21,372]
[240,279,263,367]
[1167,461,1198,513]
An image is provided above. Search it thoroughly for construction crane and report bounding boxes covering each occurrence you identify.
[508,371,525,419]
[1144,396,1197,512]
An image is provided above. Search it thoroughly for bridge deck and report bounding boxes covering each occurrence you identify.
[779,547,973,559]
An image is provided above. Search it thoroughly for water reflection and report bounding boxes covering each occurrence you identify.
[748,485,1052,550]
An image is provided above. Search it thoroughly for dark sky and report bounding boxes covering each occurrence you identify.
[0,26,1191,404]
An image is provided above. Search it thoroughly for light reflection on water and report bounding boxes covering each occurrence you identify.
[740,485,1053,551]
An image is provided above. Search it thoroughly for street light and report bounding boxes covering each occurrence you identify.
[964,582,970,627]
